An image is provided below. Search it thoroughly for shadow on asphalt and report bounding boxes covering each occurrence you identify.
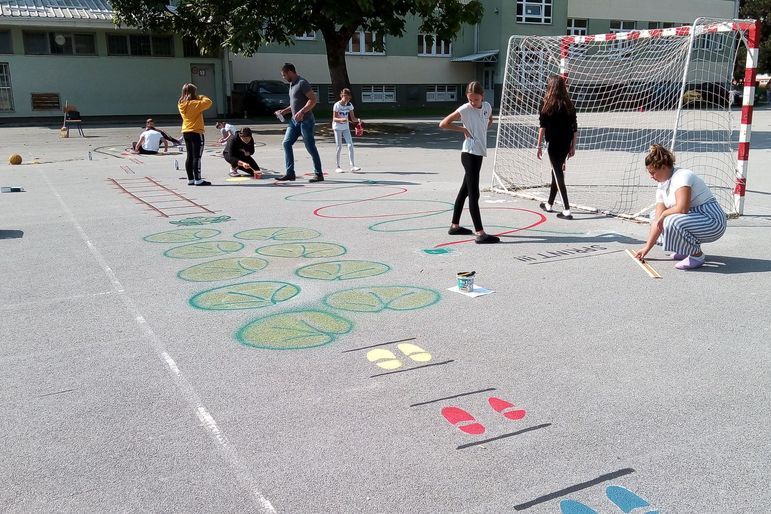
[699,256,771,274]
[0,230,23,239]
[498,232,644,245]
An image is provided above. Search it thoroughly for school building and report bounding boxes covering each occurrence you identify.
[0,0,736,119]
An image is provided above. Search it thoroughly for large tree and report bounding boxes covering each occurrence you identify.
[110,0,484,95]
[740,0,770,73]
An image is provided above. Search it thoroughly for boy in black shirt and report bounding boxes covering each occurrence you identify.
[223,127,261,177]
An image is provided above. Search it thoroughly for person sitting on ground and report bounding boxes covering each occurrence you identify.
[145,118,181,145]
[634,144,727,270]
[132,125,169,155]
[216,121,238,144]
[222,127,261,177]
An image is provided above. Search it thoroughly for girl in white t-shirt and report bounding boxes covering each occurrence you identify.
[438,81,499,244]
[332,88,361,173]
[634,144,726,270]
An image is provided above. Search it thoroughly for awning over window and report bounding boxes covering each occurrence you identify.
[450,50,499,63]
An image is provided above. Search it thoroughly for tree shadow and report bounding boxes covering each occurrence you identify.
[0,230,23,239]
[698,255,771,274]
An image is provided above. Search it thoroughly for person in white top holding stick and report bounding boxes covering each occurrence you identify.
[634,144,727,270]
[439,81,499,244]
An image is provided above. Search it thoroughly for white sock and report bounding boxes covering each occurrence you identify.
[562,209,571,216]
[545,203,553,211]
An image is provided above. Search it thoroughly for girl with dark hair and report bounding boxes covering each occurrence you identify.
[537,75,578,219]
[439,81,499,244]
[178,83,213,186]
[634,144,726,270]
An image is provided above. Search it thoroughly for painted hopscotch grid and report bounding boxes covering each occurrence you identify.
[109,176,216,218]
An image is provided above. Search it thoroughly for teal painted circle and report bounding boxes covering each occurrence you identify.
[143,228,220,243]
[177,256,268,282]
[236,310,353,350]
[169,215,232,226]
[164,240,244,259]
[323,285,441,313]
[234,227,321,241]
[256,242,346,259]
[295,260,391,281]
[190,281,300,311]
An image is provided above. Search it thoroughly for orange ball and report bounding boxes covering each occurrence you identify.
[8,154,22,165]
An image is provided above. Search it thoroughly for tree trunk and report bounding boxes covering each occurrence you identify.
[321,26,354,100]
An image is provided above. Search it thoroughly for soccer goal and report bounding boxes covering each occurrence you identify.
[492,18,761,220]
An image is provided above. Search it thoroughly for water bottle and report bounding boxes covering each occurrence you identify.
[87,151,92,160]
[276,111,285,123]
[174,159,179,170]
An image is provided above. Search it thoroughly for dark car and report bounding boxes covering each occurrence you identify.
[243,80,290,115]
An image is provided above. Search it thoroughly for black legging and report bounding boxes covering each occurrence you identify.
[547,141,571,210]
[452,152,484,232]
[224,154,260,172]
[183,132,204,181]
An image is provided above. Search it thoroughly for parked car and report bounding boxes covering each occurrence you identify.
[243,80,289,115]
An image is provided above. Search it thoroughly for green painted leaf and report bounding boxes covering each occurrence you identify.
[190,281,300,311]
[144,228,220,243]
[169,215,232,226]
[324,286,441,312]
[177,257,268,282]
[234,227,321,241]
[164,240,244,259]
[256,242,346,259]
[236,310,353,350]
[295,260,390,281]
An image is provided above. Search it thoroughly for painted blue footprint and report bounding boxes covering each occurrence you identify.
[560,486,658,514]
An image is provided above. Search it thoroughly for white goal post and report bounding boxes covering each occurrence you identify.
[492,18,761,220]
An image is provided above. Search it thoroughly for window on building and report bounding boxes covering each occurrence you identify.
[295,31,316,40]
[567,19,587,36]
[609,20,636,56]
[328,87,339,103]
[0,31,13,54]
[517,0,552,24]
[517,49,549,87]
[31,92,60,110]
[610,20,636,33]
[648,22,676,30]
[182,38,218,58]
[361,85,395,103]
[0,63,13,112]
[417,34,452,56]
[347,30,384,55]
[426,85,457,102]
[23,31,95,55]
[107,34,174,57]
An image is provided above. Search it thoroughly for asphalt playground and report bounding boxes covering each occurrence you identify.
[1,112,770,513]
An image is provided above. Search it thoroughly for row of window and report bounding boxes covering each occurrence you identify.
[324,85,456,103]
[0,30,209,57]
[567,19,677,36]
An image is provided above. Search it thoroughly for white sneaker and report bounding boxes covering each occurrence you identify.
[350,166,361,172]
[335,167,344,173]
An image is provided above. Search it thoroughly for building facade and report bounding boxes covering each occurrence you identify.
[232,0,737,110]
[0,0,736,118]
[0,0,227,119]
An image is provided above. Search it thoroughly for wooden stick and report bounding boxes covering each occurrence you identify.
[625,249,662,279]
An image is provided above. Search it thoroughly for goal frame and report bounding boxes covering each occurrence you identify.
[491,18,761,220]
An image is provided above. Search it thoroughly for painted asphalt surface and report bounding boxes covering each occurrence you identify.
[1,113,770,513]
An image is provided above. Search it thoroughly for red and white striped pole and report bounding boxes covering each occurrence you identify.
[735,19,761,215]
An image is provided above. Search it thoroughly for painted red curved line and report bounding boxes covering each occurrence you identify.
[313,186,411,218]
[433,208,547,248]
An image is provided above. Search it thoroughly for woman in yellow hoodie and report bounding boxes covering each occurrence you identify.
[178,83,213,186]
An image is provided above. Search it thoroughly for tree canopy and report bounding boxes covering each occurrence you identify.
[740,0,770,73]
[111,0,484,96]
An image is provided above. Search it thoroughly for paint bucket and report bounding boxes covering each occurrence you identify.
[457,271,475,292]
[253,169,262,179]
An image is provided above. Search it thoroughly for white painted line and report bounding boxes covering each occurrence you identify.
[42,172,275,513]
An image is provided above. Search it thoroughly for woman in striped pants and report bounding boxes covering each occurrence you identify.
[634,144,727,270]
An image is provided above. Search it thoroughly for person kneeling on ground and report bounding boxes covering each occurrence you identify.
[634,144,727,270]
[223,127,261,177]
[132,125,168,155]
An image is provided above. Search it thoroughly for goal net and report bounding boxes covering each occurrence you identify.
[493,18,760,219]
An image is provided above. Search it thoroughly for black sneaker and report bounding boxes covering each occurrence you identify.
[556,212,574,220]
[195,180,211,186]
[275,175,296,182]
[309,175,324,183]
[448,226,473,235]
[539,202,554,213]
[475,233,500,244]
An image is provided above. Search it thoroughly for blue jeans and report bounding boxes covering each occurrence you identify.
[283,116,322,177]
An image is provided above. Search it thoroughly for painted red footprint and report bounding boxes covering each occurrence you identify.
[441,407,485,435]
[488,397,527,420]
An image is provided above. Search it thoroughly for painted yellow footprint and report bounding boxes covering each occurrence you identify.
[366,343,432,370]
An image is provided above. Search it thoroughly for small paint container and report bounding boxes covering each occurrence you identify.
[457,272,475,292]
[253,170,262,179]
